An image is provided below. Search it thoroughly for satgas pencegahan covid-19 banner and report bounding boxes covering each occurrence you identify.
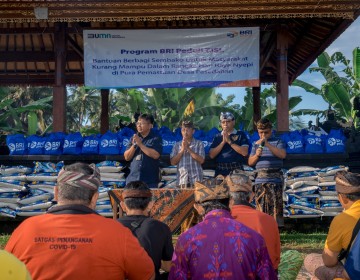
[84,27,259,88]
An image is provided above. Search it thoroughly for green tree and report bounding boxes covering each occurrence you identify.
[292,47,360,128]
[0,86,52,137]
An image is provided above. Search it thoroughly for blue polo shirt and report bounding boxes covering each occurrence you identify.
[125,130,162,187]
[210,130,249,163]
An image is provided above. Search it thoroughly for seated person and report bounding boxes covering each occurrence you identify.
[118,181,174,280]
[5,162,155,280]
[304,171,360,280]
[0,250,31,280]
[227,170,280,271]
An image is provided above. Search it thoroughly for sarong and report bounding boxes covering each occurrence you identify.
[108,188,194,233]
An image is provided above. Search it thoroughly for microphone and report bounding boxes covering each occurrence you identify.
[259,141,265,149]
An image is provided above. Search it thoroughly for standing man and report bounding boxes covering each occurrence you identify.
[169,176,277,280]
[248,118,286,226]
[170,120,205,188]
[304,171,360,280]
[124,113,162,188]
[209,112,249,176]
[227,170,281,272]
[118,181,174,280]
[5,162,155,280]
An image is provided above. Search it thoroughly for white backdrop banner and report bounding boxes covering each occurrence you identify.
[84,27,259,88]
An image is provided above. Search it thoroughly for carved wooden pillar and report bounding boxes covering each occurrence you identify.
[276,26,289,132]
[252,86,261,131]
[53,22,67,132]
[100,89,110,134]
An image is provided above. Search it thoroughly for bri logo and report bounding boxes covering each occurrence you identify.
[239,30,253,36]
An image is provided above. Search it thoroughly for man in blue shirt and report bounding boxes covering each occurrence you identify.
[124,114,162,188]
[209,112,249,176]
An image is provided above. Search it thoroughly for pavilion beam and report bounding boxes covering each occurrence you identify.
[100,89,110,134]
[53,22,68,133]
[252,87,261,131]
[276,26,289,132]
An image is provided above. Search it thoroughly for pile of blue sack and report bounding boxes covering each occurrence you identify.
[281,128,347,154]
[0,161,125,218]
[6,126,348,156]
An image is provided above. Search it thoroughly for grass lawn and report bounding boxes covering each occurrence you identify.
[280,231,326,254]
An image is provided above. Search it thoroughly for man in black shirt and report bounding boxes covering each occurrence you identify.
[118,181,174,280]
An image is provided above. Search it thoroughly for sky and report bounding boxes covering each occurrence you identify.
[217,17,360,126]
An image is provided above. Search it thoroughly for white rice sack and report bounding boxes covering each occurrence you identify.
[317,165,349,177]
[0,207,17,218]
[26,173,58,182]
[318,176,335,182]
[203,170,215,177]
[18,193,54,205]
[285,207,322,218]
[243,165,255,172]
[288,204,324,214]
[321,207,343,213]
[163,180,177,188]
[33,161,64,173]
[161,166,177,175]
[100,172,124,179]
[17,201,54,211]
[319,191,338,196]
[0,175,27,181]
[286,175,319,185]
[96,208,113,217]
[98,187,112,199]
[286,166,320,173]
[162,175,177,181]
[16,209,47,216]
[285,185,318,195]
[0,190,21,198]
[0,180,27,190]
[0,202,18,209]
[101,180,126,189]
[319,195,339,201]
[95,200,112,210]
[0,165,33,175]
[96,161,123,172]
[98,166,124,173]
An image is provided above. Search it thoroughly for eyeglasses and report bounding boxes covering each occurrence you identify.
[136,122,150,126]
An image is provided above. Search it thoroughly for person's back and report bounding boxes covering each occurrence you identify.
[231,205,281,269]
[5,162,154,280]
[227,170,281,270]
[6,211,153,280]
[119,216,173,279]
[169,177,276,280]
[118,181,174,280]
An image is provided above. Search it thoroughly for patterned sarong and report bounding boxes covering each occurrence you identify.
[108,188,195,233]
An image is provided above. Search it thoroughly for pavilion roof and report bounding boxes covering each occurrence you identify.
[0,0,359,86]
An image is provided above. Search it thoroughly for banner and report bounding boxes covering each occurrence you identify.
[84,28,259,88]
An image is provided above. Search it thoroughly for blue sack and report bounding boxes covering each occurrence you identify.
[162,134,177,155]
[282,131,305,154]
[63,132,84,155]
[82,134,101,155]
[325,129,346,153]
[44,132,65,155]
[99,131,121,155]
[27,135,46,155]
[344,226,360,280]
[304,134,324,153]
[6,134,27,155]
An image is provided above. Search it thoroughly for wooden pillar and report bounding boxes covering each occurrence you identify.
[276,26,289,132]
[100,89,110,134]
[53,22,67,132]
[252,86,261,131]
